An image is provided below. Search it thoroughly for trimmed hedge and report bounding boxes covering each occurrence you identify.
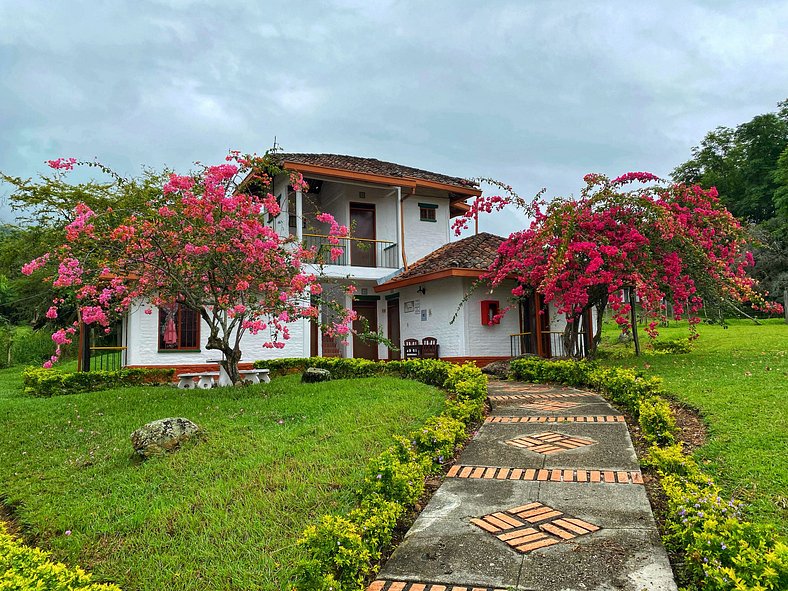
[509,357,788,591]
[21,367,176,397]
[263,358,487,590]
[0,522,121,590]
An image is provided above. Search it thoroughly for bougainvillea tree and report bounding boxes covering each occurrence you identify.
[17,151,356,383]
[455,172,783,357]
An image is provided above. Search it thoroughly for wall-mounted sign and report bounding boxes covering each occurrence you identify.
[421,310,428,322]
[404,301,414,313]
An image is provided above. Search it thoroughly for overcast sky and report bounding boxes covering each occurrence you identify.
[1,0,787,237]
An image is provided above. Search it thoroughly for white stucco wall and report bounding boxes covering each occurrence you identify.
[390,279,466,358]
[462,279,521,358]
[402,196,450,264]
[124,301,309,366]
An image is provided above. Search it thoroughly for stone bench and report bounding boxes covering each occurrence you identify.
[177,368,271,389]
[177,372,219,390]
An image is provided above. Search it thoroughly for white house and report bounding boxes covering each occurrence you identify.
[92,154,586,374]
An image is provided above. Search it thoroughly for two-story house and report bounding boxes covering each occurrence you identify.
[108,154,585,375]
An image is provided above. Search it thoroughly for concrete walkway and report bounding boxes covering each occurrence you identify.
[369,380,677,591]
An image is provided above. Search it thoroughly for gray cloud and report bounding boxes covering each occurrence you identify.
[1,0,787,238]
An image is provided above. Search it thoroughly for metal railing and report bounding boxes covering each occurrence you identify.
[510,330,587,358]
[303,234,399,268]
[88,346,127,371]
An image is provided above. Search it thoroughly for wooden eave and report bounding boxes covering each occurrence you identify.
[374,268,485,292]
[283,161,482,198]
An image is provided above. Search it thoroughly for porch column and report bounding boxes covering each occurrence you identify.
[295,190,303,241]
[534,293,544,357]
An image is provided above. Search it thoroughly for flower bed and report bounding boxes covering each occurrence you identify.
[509,357,788,591]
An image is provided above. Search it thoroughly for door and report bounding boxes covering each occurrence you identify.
[352,301,378,360]
[387,298,400,360]
[350,203,375,267]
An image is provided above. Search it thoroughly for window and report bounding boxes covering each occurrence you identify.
[419,202,438,222]
[158,303,200,351]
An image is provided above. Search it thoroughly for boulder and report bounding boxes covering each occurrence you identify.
[481,354,537,378]
[131,417,200,458]
[618,332,634,344]
[301,367,331,383]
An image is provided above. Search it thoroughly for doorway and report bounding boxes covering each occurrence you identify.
[387,298,400,360]
[350,203,376,267]
[352,300,378,360]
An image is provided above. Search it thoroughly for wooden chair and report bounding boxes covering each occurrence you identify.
[421,337,439,359]
[403,338,421,359]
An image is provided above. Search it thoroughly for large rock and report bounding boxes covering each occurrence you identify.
[131,417,200,458]
[481,354,538,378]
[301,367,331,383]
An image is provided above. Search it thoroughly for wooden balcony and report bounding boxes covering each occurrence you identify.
[303,234,399,268]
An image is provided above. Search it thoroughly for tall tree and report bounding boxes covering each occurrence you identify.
[455,173,782,357]
[10,153,355,382]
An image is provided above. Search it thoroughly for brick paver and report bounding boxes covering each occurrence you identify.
[446,464,643,484]
[505,431,597,454]
[486,415,625,423]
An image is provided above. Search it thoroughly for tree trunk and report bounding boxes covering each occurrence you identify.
[588,302,606,358]
[629,287,641,356]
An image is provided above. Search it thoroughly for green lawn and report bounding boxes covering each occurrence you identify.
[0,370,445,590]
[598,318,788,535]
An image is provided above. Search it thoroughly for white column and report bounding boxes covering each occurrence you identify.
[295,190,303,241]
[395,186,403,267]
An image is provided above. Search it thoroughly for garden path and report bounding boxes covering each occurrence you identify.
[369,380,677,591]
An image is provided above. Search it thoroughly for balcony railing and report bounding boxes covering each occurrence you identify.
[510,330,587,358]
[303,234,399,269]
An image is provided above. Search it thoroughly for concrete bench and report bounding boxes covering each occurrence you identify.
[239,369,271,385]
[177,369,271,389]
[177,372,219,390]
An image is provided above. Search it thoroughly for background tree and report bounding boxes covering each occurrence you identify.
[455,173,782,357]
[673,98,788,299]
[10,152,355,382]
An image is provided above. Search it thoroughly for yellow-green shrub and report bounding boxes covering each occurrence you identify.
[0,522,121,590]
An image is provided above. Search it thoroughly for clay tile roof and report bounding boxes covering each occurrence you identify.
[277,153,479,191]
[392,232,505,282]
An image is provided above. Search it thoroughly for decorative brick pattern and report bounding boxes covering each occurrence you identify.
[367,582,507,591]
[488,393,582,401]
[470,502,600,554]
[446,464,643,484]
[520,400,581,412]
[505,431,596,454]
[485,415,625,423]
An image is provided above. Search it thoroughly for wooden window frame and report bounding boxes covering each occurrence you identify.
[419,202,438,222]
[158,303,201,352]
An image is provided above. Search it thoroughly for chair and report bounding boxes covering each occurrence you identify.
[403,338,421,359]
[421,337,439,359]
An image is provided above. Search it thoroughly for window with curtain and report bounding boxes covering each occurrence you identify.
[158,303,200,350]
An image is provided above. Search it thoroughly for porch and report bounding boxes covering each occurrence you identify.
[509,330,589,359]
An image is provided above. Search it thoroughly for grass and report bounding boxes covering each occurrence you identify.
[598,317,788,535]
[0,369,445,590]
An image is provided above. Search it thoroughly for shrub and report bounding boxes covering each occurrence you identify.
[0,522,121,590]
[21,367,175,397]
[637,396,677,446]
[651,338,692,354]
[410,415,467,470]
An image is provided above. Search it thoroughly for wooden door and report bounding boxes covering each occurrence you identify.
[353,301,378,360]
[350,203,375,267]
[387,299,400,360]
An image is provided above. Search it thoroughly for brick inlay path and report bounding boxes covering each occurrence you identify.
[446,464,643,484]
[471,502,601,554]
[371,379,678,591]
[369,582,507,591]
[486,414,625,423]
[520,400,580,411]
[505,431,596,454]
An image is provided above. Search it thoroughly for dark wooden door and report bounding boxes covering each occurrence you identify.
[387,299,400,360]
[350,203,375,267]
[353,301,378,360]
